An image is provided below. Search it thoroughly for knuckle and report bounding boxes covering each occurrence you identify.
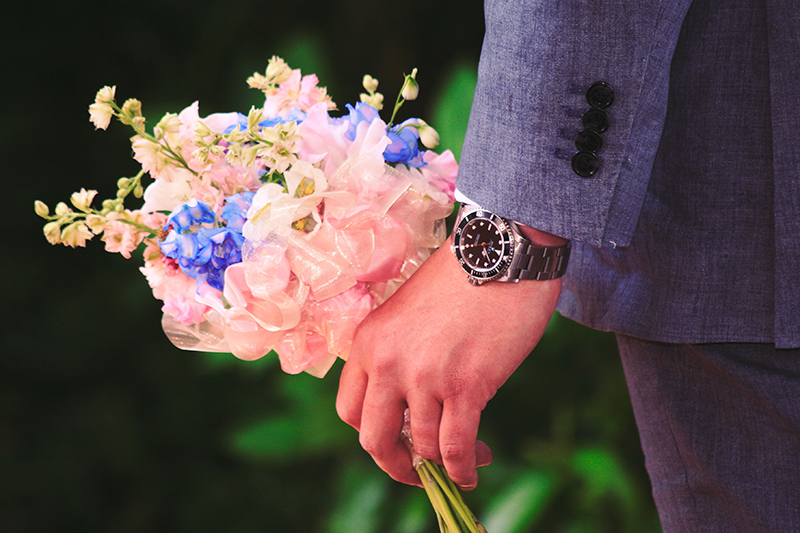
[358,431,382,457]
[440,442,469,463]
[411,441,439,461]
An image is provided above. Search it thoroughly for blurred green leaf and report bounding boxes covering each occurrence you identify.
[431,60,478,161]
[481,470,559,533]
[393,491,437,533]
[328,458,392,533]
[226,369,350,462]
[572,447,635,506]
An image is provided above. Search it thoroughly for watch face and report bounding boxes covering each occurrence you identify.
[453,210,514,281]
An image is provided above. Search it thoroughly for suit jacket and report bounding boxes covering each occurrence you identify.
[456,0,800,348]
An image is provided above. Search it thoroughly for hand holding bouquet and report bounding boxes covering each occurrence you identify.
[35,57,485,532]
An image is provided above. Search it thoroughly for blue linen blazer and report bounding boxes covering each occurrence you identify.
[456,0,800,348]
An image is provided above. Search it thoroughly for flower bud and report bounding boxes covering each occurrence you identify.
[34,200,50,218]
[401,68,419,101]
[416,120,440,149]
[43,221,62,245]
[121,98,142,120]
[55,202,71,217]
[359,92,384,110]
[362,75,379,94]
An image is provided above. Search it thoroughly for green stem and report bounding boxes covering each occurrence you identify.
[387,92,405,128]
[116,218,159,236]
[424,462,482,533]
[419,462,461,533]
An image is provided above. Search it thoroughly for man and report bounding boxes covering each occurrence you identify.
[336,0,800,530]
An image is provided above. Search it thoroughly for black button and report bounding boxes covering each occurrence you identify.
[586,82,615,109]
[575,130,603,152]
[582,108,609,133]
[572,151,600,177]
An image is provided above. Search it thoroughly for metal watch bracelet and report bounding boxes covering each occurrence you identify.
[505,238,571,281]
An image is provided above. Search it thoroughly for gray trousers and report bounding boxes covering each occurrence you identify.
[616,336,800,532]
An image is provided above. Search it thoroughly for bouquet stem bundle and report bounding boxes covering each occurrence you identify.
[402,411,487,533]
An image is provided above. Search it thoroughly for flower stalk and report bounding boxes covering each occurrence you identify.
[402,410,488,533]
[388,68,419,127]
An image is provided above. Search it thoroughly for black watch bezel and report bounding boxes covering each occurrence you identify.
[452,209,515,282]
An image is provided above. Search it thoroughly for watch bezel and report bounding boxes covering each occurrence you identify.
[452,209,515,282]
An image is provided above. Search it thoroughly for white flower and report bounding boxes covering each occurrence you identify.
[243,183,290,242]
[95,85,116,104]
[284,160,327,197]
[141,172,196,213]
[89,86,116,130]
[155,111,183,148]
[70,188,98,212]
[131,135,170,176]
[265,56,293,85]
[89,101,114,130]
[60,221,94,248]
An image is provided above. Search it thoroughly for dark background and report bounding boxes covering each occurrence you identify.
[4,1,659,531]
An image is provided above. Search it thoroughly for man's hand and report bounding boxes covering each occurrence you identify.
[336,230,563,490]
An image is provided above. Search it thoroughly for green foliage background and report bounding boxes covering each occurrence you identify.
[4,0,659,531]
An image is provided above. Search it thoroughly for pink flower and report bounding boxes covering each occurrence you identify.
[100,212,147,259]
[263,70,333,117]
[420,149,458,201]
[140,250,210,325]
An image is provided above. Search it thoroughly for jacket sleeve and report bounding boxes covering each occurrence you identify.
[456,0,694,247]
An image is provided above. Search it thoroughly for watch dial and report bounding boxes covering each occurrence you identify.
[461,218,505,270]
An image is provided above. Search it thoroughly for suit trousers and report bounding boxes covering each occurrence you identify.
[615,335,800,532]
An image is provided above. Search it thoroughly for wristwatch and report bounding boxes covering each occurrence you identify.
[451,204,571,286]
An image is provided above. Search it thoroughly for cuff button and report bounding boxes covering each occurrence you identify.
[586,82,615,109]
[575,130,603,152]
[571,151,601,177]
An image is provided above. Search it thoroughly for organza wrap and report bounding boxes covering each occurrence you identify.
[163,155,451,377]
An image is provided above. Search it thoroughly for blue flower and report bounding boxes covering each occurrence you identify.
[384,119,426,167]
[165,200,215,233]
[222,108,307,134]
[159,231,213,275]
[158,199,248,291]
[159,226,245,292]
[336,102,382,142]
[221,192,255,233]
[199,227,245,290]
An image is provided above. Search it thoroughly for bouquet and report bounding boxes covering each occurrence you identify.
[36,57,485,532]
